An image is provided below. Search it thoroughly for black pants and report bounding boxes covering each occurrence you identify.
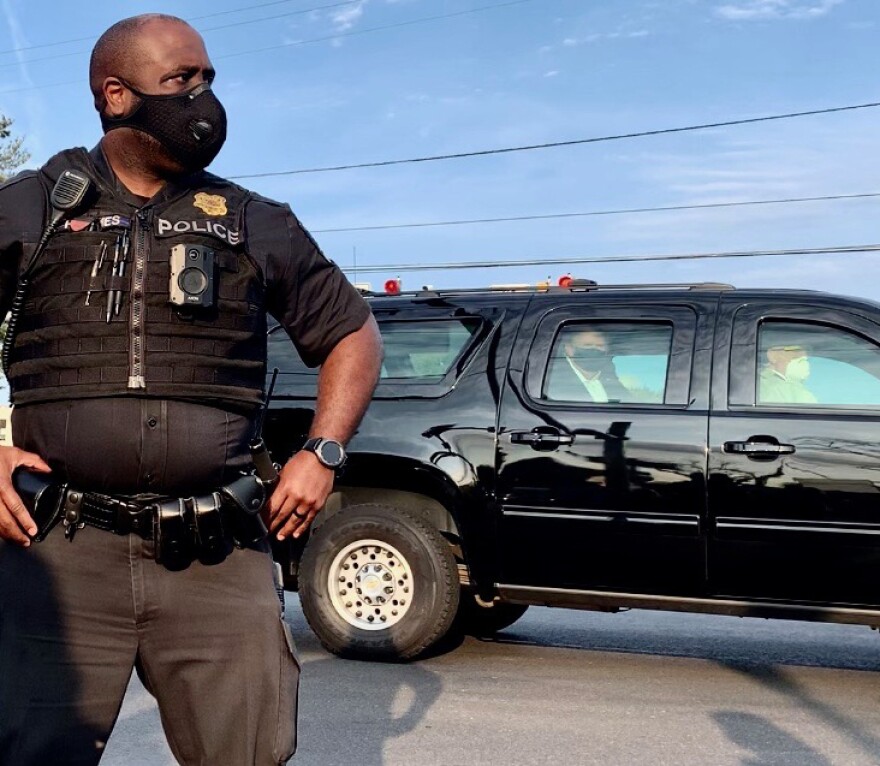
[0,526,300,766]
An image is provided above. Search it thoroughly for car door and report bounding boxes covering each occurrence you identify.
[496,295,713,596]
[708,297,880,606]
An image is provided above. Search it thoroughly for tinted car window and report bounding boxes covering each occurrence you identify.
[268,319,481,382]
[542,322,673,404]
[757,321,880,407]
[379,319,481,380]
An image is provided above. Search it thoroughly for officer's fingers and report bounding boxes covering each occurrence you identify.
[0,480,36,538]
[14,450,51,474]
[290,508,318,540]
[269,492,299,534]
[0,502,33,545]
[277,506,316,541]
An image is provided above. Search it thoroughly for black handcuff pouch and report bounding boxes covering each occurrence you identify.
[220,474,268,549]
[13,469,67,543]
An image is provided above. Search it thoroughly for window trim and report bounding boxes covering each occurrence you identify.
[729,305,880,412]
[524,306,697,409]
[266,313,494,400]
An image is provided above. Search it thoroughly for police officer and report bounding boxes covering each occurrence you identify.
[0,13,382,766]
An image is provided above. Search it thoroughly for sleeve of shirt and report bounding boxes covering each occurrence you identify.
[246,197,371,368]
[0,171,44,317]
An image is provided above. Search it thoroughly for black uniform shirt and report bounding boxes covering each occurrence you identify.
[0,146,370,496]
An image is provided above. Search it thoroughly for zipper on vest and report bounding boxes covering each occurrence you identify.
[128,208,149,389]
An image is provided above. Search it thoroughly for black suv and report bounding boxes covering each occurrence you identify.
[265,281,880,661]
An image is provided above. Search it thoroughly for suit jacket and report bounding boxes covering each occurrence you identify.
[544,357,631,403]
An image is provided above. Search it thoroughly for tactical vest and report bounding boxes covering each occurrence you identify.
[7,148,267,409]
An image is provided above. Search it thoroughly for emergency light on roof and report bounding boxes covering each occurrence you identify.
[558,274,573,288]
[384,278,402,295]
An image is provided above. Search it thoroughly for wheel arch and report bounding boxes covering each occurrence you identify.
[275,455,490,593]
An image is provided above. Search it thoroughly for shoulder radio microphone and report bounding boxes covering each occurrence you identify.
[2,169,93,372]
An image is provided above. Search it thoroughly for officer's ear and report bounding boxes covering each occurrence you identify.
[102,77,133,118]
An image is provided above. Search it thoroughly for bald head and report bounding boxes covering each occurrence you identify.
[89,14,191,110]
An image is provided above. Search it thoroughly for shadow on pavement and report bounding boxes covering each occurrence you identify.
[714,662,880,764]
[296,655,443,766]
[480,609,880,672]
[712,710,832,766]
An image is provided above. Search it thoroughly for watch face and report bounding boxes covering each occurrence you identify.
[319,440,345,468]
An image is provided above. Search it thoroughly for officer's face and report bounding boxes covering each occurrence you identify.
[102,20,217,175]
[128,20,216,97]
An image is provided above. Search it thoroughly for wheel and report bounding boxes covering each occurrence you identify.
[456,594,529,636]
[299,504,459,661]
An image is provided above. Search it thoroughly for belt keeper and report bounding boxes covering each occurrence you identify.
[62,490,85,541]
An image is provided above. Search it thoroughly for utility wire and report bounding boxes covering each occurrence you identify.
[312,192,880,233]
[0,0,537,72]
[217,0,538,61]
[0,1,364,70]
[339,244,880,274]
[230,101,880,179]
[0,0,537,92]
[0,0,320,56]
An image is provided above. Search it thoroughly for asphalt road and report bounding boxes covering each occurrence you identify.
[102,595,880,766]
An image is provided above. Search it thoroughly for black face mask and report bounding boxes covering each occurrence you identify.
[569,347,609,367]
[101,81,227,173]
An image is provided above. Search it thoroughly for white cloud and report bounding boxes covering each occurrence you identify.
[715,0,844,21]
[544,70,559,78]
[332,1,367,31]
[561,29,652,47]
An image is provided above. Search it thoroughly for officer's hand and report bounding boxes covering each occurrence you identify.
[0,446,52,547]
[265,450,334,541]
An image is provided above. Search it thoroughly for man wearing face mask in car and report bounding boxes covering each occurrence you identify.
[0,14,382,766]
[547,328,631,403]
[759,341,818,405]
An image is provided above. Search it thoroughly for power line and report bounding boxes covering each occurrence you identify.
[0,0,322,56]
[0,1,364,71]
[339,244,880,273]
[0,0,538,80]
[216,0,540,59]
[230,100,880,179]
[312,192,880,233]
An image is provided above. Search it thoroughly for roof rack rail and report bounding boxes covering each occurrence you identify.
[361,281,735,298]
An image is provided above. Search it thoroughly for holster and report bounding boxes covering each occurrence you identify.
[13,470,67,542]
[220,474,268,549]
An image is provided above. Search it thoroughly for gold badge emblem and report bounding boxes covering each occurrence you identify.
[193,193,228,216]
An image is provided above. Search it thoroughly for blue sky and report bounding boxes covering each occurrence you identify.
[2,0,880,297]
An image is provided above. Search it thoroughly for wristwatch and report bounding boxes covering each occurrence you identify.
[301,437,347,471]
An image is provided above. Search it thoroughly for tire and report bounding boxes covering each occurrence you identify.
[299,504,459,661]
[456,595,529,636]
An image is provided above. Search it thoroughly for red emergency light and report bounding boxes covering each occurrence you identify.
[384,278,402,295]
[558,274,573,288]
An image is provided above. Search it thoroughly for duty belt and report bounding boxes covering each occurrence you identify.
[14,471,269,563]
[60,489,156,539]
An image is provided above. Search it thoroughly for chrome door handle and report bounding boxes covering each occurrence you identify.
[724,440,795,456]
[510,430,574,449]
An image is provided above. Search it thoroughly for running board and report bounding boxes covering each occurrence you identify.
[497,585,880,627]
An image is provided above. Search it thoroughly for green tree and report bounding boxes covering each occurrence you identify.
[0,114,29,183]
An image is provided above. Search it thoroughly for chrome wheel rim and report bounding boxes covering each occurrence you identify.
[327,539,414,631]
